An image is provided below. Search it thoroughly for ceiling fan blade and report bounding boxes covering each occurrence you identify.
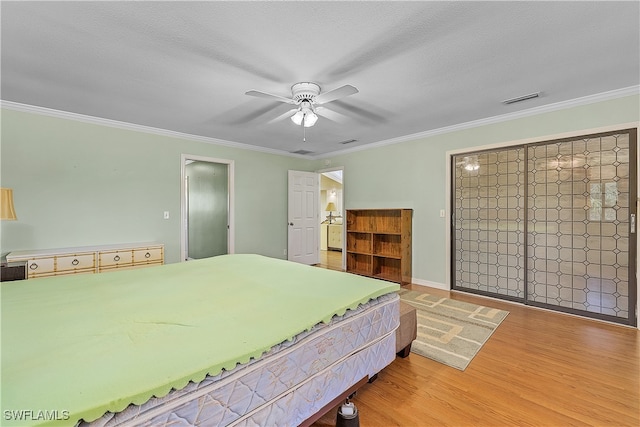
[315,85,359,105]
[267,108,298,124]
[245,90,295,104]
[315,106,350,123]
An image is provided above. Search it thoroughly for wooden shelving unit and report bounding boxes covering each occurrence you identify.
[346,209,412,285]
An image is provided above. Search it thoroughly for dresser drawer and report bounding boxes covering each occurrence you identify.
[133,247,163,264]
[56,253,96,272]
[99,250,134,268]
[26,257,55,277]
[7,242,164,279]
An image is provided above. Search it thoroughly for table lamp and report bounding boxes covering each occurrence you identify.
[326,202,337,224]
[1,188,18,271]
[1,188,17,220]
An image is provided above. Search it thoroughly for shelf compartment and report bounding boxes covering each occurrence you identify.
[373,256,402,283]
[346,210,373,232]
[347,232,372,254]
[373,234,402,258]
[372,209,402,234]
[347,252,372,276]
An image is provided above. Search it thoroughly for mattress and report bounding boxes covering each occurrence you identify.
[82,293,399,426]
[2,254,399,426]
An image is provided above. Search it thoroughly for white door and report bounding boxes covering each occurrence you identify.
[288,170,320,265]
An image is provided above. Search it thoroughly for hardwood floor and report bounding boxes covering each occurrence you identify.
[311,283,640,427]
[318,249,343,271]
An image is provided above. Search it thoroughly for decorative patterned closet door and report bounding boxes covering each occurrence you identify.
[452,148,526,300]
[527,131,636,323]
[452,129,637,326]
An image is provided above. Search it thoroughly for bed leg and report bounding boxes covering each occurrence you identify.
[367,373,378,383]
[397,344,411,358]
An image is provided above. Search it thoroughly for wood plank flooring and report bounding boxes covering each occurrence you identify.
[311,283,640,427]
[318,249,343,271]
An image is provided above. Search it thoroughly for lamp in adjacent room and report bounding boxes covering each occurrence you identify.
[325,202,337,225]
[1,188,17,220]
[1,187,18,273]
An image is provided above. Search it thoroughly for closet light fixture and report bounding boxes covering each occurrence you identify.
[463,156,480,171]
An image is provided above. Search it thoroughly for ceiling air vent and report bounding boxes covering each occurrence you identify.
[502,92,540,105]
[290,149,314,155]
[339,139,357,145]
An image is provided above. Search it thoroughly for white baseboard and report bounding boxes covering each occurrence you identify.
[411,278,448,290]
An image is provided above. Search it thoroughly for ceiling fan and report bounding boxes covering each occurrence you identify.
[245,82,358,127]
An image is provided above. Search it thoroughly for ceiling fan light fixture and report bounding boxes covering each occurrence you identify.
[291,101,318,127]
[304,111,318,127]
[291,110,305,126]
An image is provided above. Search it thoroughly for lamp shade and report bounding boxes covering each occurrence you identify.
[291,110,305,126]
[1,188,17,220]
[325,202,337,212]
[303,112,318,127]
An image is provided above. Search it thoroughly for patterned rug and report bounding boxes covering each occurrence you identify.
[398,289,509,371]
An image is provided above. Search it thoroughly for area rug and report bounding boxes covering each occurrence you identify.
[398,289,509,371]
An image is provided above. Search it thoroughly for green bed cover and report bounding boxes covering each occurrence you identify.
[1,254,399,426]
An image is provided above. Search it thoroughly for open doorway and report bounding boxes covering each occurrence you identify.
[180,155,235,261]
[319,169,343,270]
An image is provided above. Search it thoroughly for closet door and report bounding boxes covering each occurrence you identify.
[527,131,636,324]
[452,148,526,301]
[452,129,637,326]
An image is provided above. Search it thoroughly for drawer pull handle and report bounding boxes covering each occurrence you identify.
[145,252,151,258]
[29,263,38,270]
[114,255,121,262]
[72,259,79,266]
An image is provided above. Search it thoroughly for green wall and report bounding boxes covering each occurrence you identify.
[0,109,313,263]
[2,95,638,284]
[318,94,640,287]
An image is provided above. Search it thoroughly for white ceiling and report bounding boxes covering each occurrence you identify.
[2,1,638,157]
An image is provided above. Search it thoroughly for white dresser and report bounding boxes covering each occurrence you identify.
[6,243,164,279]
[321,224,343,251]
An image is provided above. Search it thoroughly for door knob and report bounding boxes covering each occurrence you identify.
[288,222,294,226]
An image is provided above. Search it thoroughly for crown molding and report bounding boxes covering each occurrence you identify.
[0,100,308,159]
[313,85,640,159]
[3,85,638,161]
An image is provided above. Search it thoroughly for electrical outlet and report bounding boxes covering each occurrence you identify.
[163,211,170,219]
[439,209,445,218]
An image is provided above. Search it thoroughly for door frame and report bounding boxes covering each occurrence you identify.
[180,154,235,261]
[317,166,346,270]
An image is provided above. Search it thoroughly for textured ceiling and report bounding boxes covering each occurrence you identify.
[1,1,638,157]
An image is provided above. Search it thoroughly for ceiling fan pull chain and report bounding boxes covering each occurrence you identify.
[302,117,306,142]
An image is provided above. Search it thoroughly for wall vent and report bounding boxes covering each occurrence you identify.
[290,149,314,155]
[339,139,358,144]
[502,92,540,105]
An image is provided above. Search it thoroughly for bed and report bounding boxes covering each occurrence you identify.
[1,254,400,426]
